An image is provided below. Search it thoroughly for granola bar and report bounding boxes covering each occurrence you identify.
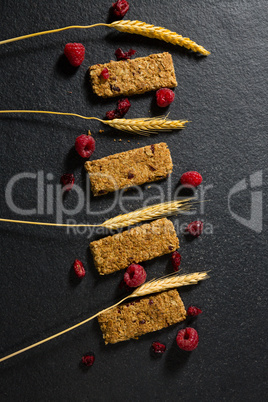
[90,218,179,275]
[89,52,177,98]
[98,289,186,344]
[84,142,173,196]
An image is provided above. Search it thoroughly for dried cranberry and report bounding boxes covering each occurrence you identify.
[106,98,131,120]
[187,306,202,316]
[186,221,203,237]
[176,327,199,351]
[75,134,95,158]
[81,352,95,367]
[115,48,136,60]
[151,341,166,355]
[171,251,181,271]
[156,88,175,107]
[73,259,85,278]
[112,0,129,18]
[128,172,134,179]
[60,173,74,191]
[124,264,147,287]
[100,67,109,80]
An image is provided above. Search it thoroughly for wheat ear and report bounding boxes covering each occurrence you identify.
[0,110,188,135]
[0,20,210,55]
[0,199,192,230]
[111,20,210,56]
[0,271,208,363]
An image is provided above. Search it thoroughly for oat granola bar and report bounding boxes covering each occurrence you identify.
[90,218,179,275]
[84,142,173,196]
[89,52,177,98]
[98,289,186,344]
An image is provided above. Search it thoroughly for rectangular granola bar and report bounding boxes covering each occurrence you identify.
[84,142,172,196]
[98,289,186,344]
[89,52,177,98]
[90,218,179,275]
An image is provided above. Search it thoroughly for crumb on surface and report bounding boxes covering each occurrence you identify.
[88,130,92,136]
[99,129,104,133]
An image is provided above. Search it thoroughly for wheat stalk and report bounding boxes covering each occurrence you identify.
[0,20,210,55]
[0,271,208,363]
[111,20,210,56]
[0,110,188,135]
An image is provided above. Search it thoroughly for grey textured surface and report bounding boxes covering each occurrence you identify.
[0,1,267,401]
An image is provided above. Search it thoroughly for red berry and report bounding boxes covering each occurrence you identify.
[186,221,203,237]
[156,88,175,107]
[73,259,85,278]
[171,251,181,271]
[180,171,203,187]
[152,341,166,355]
[115,48,136,60]
[81,352,95,367]
[60,173,74,191]
[75,134,95,158]
[124,264,147,287]
[64,43,85,67]
[176,327,199,351]
[187,306,203,317]
[100,68,109,80]
[106,98,131,120]
[112,0,129,18]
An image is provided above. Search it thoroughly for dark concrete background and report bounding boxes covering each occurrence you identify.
[0,1,267,401]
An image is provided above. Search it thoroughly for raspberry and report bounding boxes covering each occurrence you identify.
[180,171,203,187]
[75,134,95,158]
[100,68,109,80]
[64,43,85,67]
[151,341,166,355]
[186,221,203,237]
[60,173,74,191]
[81,352,95,367]
[73,259,86,278]
[124,264,147,287]
[187,306,202,317]
[176,327,199,351]
[156,88,175,107]
[171,251,181,271]
[112,0,129,18]
[106,98,131,120]
[115,48,136,60]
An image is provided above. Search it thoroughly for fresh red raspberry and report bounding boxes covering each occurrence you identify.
[187,306,202,317]
[60,173,74,191]
[124,264,147,287]
[171,251,181,271]
[186,220,203,237]
[100,68,109,80]
[176,327,199,351]
[112,0,129,18]
[75,134,95,158]
[64,43,85,67]
[81,352,95,367]
[73,259,86,278]
[115,48,136,60]
[106,98,131,120]
[156,88,175,107]
[151,341,166,355]
[180,171,203,187]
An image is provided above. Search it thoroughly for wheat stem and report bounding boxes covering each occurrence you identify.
[0,110,188,135]
[0,271,208,363]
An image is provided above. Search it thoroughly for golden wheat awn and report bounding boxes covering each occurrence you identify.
[0,199,192,230]
[0,110,188,135]
[0,271,208,362]
[0,20,210,55]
